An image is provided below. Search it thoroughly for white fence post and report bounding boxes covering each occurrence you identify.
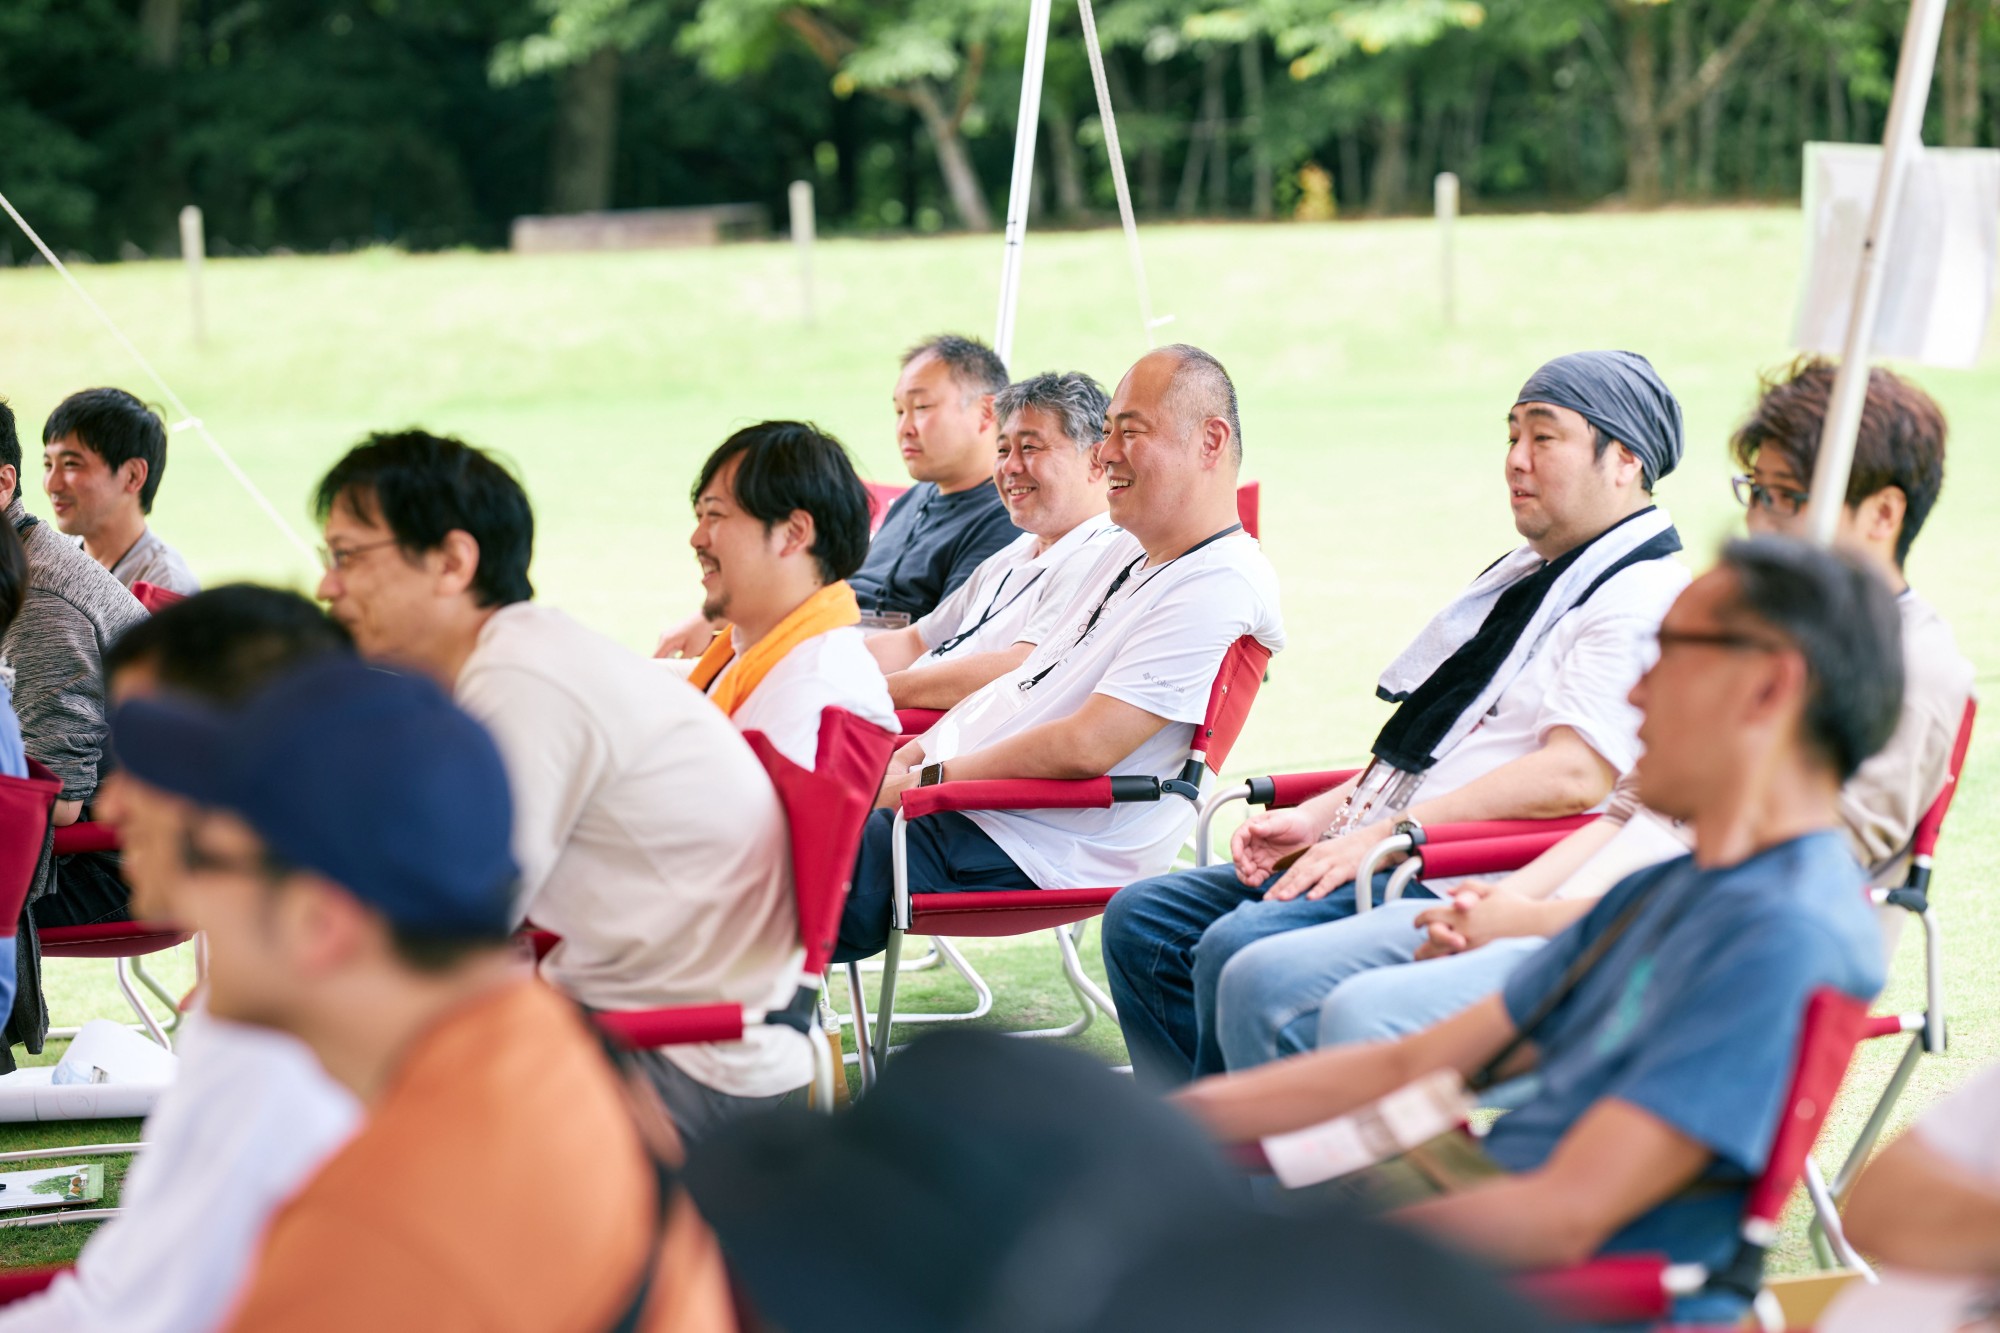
[178,205,205,345]
[1434,173,1458,327]
[788,180,816,326]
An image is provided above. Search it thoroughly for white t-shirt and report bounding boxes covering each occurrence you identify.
[921,527,1284,888]
[1412,557,1689,807]
[456,603,807,1099]
[711,624,897,770]
[912,513,1121,662]
[0,1011,357,1333]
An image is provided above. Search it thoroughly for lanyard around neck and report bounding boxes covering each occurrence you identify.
[1018,522,1242,693]
[934,565,1047,657]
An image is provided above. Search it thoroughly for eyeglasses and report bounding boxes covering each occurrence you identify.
[1731,474,1811,516]
[1655,627,1788,655]
[317,537,399,572]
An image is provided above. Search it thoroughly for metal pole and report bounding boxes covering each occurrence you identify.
[1078,0,1160,348]
[178,204,205,346]
[994,0,1054,368]
[787,180,816,326]
[1434,172,1458,326]
[1804,0,1949,547]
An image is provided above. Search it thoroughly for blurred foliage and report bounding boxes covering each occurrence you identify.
[0,0,1986,254]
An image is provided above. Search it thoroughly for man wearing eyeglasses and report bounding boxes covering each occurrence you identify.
[313,431,805,1140]
[1210,357,1973,1076]
[1177,538,1898,1328]
[867,370,1119,712]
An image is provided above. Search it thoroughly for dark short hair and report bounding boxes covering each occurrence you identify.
[1161,344,1244,465]
[43,388,170,514]
[1716,536,1904,782]
[1730,358,1946,567]
[995,371,1110,452]
[0,516,25,639]
[387,925,511,973]
[902,334,1009,398]
[693,421,871,585]
[313,431,534,608]
[0,398,19,478]
[106,584,354,704]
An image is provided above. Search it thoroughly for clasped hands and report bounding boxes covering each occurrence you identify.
[1229,809,1396,902]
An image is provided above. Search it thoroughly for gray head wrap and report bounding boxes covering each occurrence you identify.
[1515,350,1684,487]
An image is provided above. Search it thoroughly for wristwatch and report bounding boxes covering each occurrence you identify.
[918,761,947,787]
[1392,816,1426,846]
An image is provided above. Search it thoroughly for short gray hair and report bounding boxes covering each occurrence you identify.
[1159,344,1243,465]
[994,371,1110,454]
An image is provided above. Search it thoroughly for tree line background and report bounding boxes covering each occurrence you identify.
[5,0,1994,258]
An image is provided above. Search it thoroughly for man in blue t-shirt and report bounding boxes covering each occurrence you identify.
[1176,536,1902,1325]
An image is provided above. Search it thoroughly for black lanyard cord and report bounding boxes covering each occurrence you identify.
[1018,523,1242,693]
[934,565,1047,657]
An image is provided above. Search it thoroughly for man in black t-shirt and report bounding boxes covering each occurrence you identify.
[657,334,1019,656]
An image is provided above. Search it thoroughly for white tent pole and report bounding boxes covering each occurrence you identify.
[1805,0,1949,547]
[994,0,1054,368]
[1078,0,1158,348]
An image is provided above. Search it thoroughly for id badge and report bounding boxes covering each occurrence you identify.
[858,611,912,633]
[925,677,1032,763]
[1260,1069,1476,1190]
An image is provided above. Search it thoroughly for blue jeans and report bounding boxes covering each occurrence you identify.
[1101,861,1435,1086]
[1314,935,1548,1049]
[835,809,1037,964]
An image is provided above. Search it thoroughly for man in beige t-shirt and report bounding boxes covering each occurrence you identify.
[312,429,805,1139]
[1212,358,1973,1069]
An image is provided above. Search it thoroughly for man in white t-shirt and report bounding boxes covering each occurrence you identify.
[673,420,895,767]
[834,345,1285,963]
[312,430,800,1138]
[0,586,360,1333]
[868,371,1119,712]
[1208,358,1975,1073]
[1105,350,1693,1086]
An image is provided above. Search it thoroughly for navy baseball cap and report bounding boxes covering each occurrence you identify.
[110,656,519,936]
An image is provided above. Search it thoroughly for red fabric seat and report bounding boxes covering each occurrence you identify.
[40,923,193,959]
[129,581,186,614]
[51,822,119,857]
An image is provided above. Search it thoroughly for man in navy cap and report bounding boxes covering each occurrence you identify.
[1106,350,1693,1086]
[110,659,732,1332]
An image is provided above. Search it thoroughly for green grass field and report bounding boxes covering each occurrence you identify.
[0,207,1992,1274]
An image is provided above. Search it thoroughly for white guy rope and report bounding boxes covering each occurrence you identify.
[1077,0,1163,348]
[1804,0,1948,548]
[994,0,1053,367]
[0,188,319,565]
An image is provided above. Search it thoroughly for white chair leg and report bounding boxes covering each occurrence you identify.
[1804,1156,1876,1279]
[870,930,905,1071]
[115,958,172,1051]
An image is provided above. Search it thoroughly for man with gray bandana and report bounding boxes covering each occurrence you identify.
[1105,350,1693,1086]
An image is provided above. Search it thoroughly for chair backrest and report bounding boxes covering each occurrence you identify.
[864,481,908,536]
[0,766,59,928]
[1742,986,1873,1232]
[1909,698,1978,863]
[1192,634,1274,775]
[741,708,897,975]
[1235,481,1260,540]
[130,580,186,613]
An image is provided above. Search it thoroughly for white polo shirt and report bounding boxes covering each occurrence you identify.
[921,527,1284,889]
[1412,558,1689,807]
[456,602,807,1099]
[711,624,897,770]
[912,513,1121,662]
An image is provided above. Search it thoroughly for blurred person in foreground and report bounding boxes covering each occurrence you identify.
[867,370,1119,712]
[656,333,1019,656]
[1177,538,1900,1328]
[111,658,732,1332]
[313,431,801,1138]
[1212,357,1974,1070]
[41,387,198,595]
[672,419,894,767]
[0,586,359,1333]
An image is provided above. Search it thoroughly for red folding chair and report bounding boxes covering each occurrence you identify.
[1803,697,1977,1273]
[588,708,895,1111]
[852,633,1273,1083]
[33,760,193,1050]
[863,481,907,536]
[1517,986,1874,1331]
[127,581,186,614]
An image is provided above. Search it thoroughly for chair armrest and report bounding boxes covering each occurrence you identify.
[901,776,1163,820]
[52,822,120,856]
[1414,829,1580,879]
[1244,768,1363,809]
[595,1003,748,1049]
[1420,814,1597,845]
[1514,1255,1676,1324]
[895,708,946,736]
